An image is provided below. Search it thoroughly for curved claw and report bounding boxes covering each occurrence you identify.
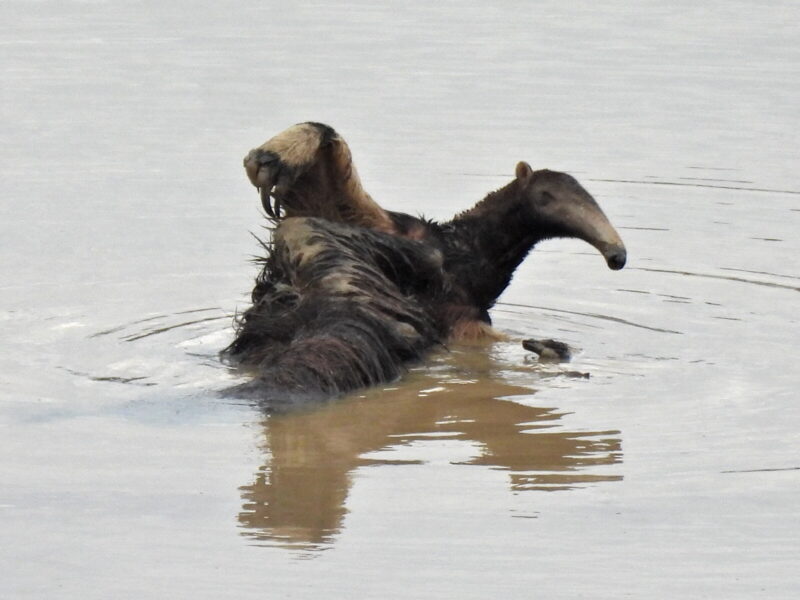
[260,186,275,218]
[246,149,298,221]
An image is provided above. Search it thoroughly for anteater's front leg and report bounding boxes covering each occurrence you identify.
[522,338,572,362]
[242,122,395,232]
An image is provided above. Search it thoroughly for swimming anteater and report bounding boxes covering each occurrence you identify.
[224,123,626,408]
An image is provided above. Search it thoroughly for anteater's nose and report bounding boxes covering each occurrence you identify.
[606,248,627,270]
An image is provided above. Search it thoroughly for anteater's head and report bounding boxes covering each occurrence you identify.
[514,162,627,270]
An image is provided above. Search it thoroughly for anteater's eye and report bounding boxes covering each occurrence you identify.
[540,191,556,205]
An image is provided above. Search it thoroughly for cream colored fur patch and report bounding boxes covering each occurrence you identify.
[259,123,324,168]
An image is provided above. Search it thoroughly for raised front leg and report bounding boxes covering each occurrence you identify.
[242,122,395,233]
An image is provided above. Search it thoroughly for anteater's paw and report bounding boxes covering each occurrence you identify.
[522,338,572,362]
[243,122,336,218]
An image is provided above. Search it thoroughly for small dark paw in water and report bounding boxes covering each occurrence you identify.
[522,338,572,362]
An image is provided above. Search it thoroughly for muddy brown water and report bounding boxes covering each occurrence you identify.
[1,1,798,598]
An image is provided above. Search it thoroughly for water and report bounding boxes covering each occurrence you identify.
[1,1,798,598]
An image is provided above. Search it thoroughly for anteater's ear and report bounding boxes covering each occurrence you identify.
[515,161,534,183]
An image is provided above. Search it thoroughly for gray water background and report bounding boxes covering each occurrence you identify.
[1,1,798,598]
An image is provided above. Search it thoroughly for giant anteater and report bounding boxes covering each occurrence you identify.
[224,123,626,408]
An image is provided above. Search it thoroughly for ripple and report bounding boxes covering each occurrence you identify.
[588,178,800,196]
[90,308,231,341]
[122,315,230,342]
[719,267,799,280]
[722,466,800,474]
[679,176,754,184]
[633,267,800,292]
[494,302,683,334]
[618,226,670,231]
[60,367,156,387]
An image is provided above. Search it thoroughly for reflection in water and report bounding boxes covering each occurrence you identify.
[238,350,622,550]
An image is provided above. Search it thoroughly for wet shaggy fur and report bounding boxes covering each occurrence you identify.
[227,122,627,408]
[224,217,449,406]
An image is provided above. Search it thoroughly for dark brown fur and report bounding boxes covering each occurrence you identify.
[223,217,448,407]
[227,123,626,409]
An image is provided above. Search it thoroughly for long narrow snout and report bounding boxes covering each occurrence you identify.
[580,212,627,271]
[534,171,627,271]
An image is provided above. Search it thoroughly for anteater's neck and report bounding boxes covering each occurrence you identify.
[443,180,543,311]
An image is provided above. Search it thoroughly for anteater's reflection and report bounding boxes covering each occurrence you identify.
[237,351,622,549]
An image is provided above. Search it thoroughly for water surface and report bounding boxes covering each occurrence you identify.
[1,1,798,598]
